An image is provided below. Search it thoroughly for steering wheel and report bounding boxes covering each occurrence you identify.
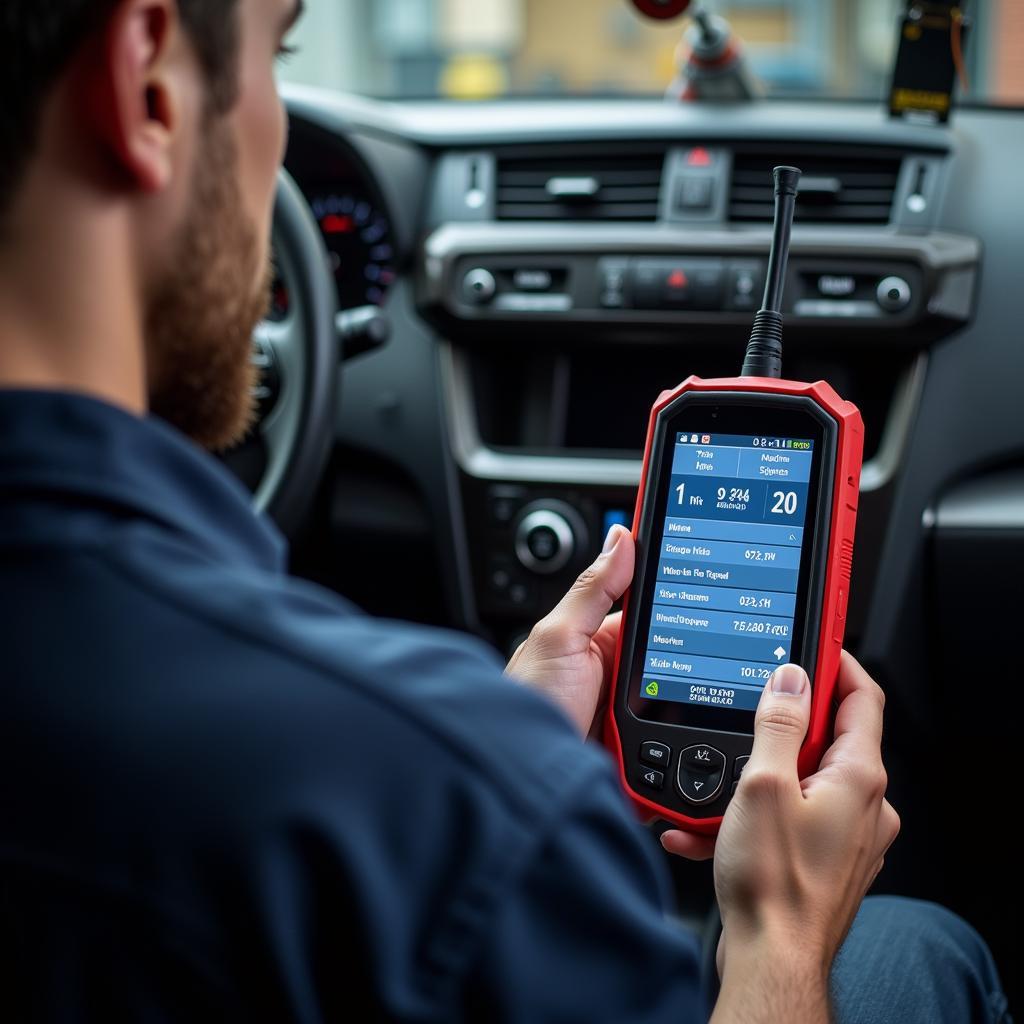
[247,169,337,534]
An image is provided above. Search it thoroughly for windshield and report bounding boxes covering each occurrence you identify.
[277,0,1022,107]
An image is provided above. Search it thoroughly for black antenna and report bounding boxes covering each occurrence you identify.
[740,165,801,378]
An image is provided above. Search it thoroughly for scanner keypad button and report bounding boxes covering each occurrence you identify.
[640,741,671,768]
[677,744,726,805]
[639,767,665,790]
[681,745,725,772]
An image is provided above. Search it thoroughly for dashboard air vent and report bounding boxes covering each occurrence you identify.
[496,151,665,221]
[729,151,902,225]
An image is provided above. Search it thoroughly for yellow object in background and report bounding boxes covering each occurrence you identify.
[441,53,508,99]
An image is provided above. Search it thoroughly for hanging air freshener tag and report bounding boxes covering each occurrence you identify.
[889,2,970,124]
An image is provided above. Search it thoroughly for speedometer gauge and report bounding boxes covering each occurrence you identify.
[309,193,396,309]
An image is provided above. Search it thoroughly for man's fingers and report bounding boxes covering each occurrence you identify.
[534,526,634,648]
[594,609,624,637]
[834,649,881,703]
[660,829,716,861]
[816,651,886,778]
[745,663,811,785]
[592,610,624,662]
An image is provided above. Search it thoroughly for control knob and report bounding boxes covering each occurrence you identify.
[462,267,497,305]
[514,501,587,575]
[876,275,911,313]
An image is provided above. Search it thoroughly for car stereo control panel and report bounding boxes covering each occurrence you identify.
[420,224,979,339]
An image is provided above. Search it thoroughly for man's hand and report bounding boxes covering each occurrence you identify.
[663,652,900,1022]
[505,525,634,737]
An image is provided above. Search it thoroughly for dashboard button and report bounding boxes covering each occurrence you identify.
[725,262,763,312]
[598,258,628,308]
[632,260,723,311]
[640,741,671,768]
[489,496,519,525]
[676,176,714,211]
[633,260,692,309]
[513,268,553,292]
[462,267,496,304]
[691,264,725,308]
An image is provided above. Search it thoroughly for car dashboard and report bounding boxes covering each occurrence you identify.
[281,86,1021,1003]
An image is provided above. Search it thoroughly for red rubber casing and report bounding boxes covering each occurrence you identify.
[603,375,864,835]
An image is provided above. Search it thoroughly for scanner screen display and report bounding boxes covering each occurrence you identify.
[638,432,814,713]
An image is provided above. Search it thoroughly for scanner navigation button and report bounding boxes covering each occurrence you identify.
[681,744,725,773]
[677,744,726,805]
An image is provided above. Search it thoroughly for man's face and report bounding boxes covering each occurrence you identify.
[145,0,298,451]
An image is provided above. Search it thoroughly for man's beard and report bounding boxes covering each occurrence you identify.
[144,120,271,452]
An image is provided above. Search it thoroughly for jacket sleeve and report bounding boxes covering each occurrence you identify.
[459,761,707,1023]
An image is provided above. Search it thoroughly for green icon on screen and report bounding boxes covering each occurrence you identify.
[645,681,659,696]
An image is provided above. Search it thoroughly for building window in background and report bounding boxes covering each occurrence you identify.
[277,0,1023,108]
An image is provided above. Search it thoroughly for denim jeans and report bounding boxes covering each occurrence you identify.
[702,896,1013,1023]
[831,897,1012,1024]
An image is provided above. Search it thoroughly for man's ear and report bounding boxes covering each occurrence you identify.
[87,0,182,193]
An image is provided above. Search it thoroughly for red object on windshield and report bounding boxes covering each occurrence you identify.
[630,0,692,20]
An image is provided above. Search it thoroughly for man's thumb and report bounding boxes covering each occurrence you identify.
[748,663,811,777]
[540,524,635,642]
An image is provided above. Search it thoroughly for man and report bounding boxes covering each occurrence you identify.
[0,1,1010,1021]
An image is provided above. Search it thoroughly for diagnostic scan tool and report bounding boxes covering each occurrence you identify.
[604,167,864,834]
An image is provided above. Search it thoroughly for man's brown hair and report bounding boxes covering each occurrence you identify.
[0,0,241,215]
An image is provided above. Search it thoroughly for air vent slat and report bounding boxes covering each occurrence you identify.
[732,171,899,187]
[496,151,665,222]
[730,204,896,222]
[495,203,662,220]
[731,187,895,204]
[498,186,660,203]
[729,152,901,225]
[498,170,662,186]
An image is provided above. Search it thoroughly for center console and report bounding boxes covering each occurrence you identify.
[419,142,980,655]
